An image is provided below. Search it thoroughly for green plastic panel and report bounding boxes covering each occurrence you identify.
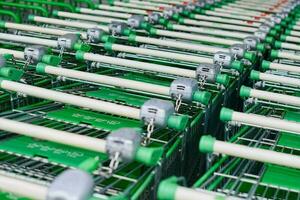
[262,164,300,191]
[278,111,300,149]
[0,192,29,200]
[122,73,171,86]
[47,107,141,131]
[261,111,300,190]
[0,136,107,167]
[86,88,149,107]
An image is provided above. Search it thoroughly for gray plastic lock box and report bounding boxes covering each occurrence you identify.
[169,78,198,102]
[140,99,175,128]
[47,169,94,200]
[106,128,141,162]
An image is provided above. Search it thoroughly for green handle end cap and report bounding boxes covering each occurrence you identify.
[36,62,47,74]
[285,29,291,35]
[0,21,6,28]
[135,146,163,166]
[28,14,35,21]
[52,10,59,16]
[239,85,251,98]
[101,35,115,43]
[231,61,243,72]
[244,52,256,63]
[220,107,233,122]
[104,42,113,51]
[269,29,277,36]
[250,70,260,80]
[42,55,61,66]
[280,35,287,41]
[193,91,211,105]
[256,43,265,53]
[216,74,230,86]
[274,41,282,48]
[157,177,179,200]
[270,50,279,59]
[75,7,81,12]
[199,135,215,153]
[261,60,270,70]
[265,36,274,44]
[149,27,157,35]
[167,114,189,131]
[75,51,85,60]
[274,25,281,31]
[74,43,91,52]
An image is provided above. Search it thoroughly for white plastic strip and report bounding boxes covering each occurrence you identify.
[119,0,171,8]
[277,51,300,61]
[97,4,147,15]
[156,29,241,46]
[203,10,264,22]
[110,43,213,64]
[182,19,258,33]
[285,35,300,44]
[42,65,170,95]
[0,174,47,200]
[3,22,83,37]
[81,52,195,77]
[0,48,24,59]
[268,62,300,73]
[79,7,131,19]
[249,88,300,107]
[0,117,107,153]
[134,35,227,53]
[292,25,300,31]
[280,42,300,51]
[212,7,264,17]
[0,80,140,119]
[230,111,300,135]
[0,33,58,48]
[31,16,109,32]
[55,11,125,23]
[171,24,249,39]
[113,1,162,11]
[212,139,300,169]
[290,30,300,37]
[174,187,242,200]
[193,14,261,27]
[258,72,300,87]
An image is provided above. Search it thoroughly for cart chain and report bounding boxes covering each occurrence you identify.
[100,151,121,178]
[175,94,183,112]
[143,118,155,145]
[59,46,65,58]
[22,57,32,71]
[199,75,207,88]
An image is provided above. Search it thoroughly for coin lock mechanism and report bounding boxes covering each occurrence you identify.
[128,15,145,29]
[108,21,128,36]
[106,128,141,174]
[87,28,106,43]
[57,33,80,56]
[169,78,198,111]
[140,99,175,143]
[148,12,161,24]
[47,169,94,200]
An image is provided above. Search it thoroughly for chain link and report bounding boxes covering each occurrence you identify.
[199,75,207,88]
[175,94,182,112]
[58,46,65,58]
[100,152,121,178]
[22,57,32,71]
[143,118,154,145]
